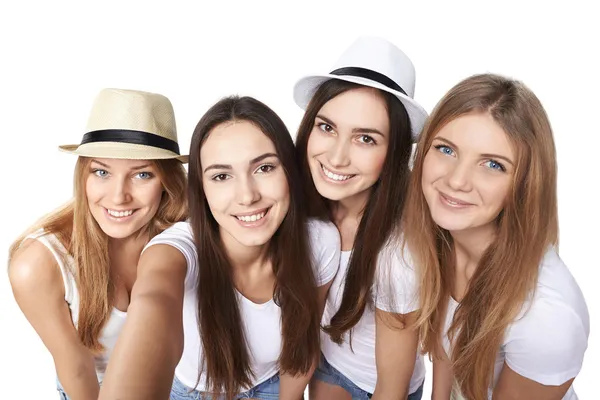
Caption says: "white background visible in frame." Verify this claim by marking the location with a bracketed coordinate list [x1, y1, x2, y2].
[0, 1, 597, 398]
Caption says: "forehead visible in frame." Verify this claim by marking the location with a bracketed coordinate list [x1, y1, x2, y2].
[318, 87, 389, 131]
[435, 112, 514, 156]
[90, 158, 154, 169]
[200, 121, 276, 165]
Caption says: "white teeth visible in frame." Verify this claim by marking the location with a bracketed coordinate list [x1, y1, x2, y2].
[107, 209, 134, 217]
[236, 211, 266, 222]
[321, 165, 352, 181]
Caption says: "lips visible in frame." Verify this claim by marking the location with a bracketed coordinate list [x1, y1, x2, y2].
[319, 162, 355, 182]
[439, 192, 474, 208]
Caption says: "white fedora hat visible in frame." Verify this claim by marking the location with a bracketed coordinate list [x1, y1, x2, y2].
[294, 36, 428, 140]
[59, 88, 188, 163]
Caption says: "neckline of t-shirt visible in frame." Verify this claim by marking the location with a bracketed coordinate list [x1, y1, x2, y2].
[111, 307, 128, 317]
[235, 290, 275, 309]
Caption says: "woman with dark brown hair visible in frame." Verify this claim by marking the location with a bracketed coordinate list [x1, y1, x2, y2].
[404, 73, 589, 399]
[99, 95, 340, 400]
[294, 36, 428, 400]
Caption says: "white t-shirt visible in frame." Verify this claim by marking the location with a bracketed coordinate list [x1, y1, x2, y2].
[143, 219, 341, 391]
[443, 248, 589, 400]
[25, 231, 127, 383]
[321, 241, 425, 395]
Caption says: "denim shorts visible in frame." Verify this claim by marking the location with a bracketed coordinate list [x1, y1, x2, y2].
[312, 355, 424, 400]
[170, 373, 280, 400]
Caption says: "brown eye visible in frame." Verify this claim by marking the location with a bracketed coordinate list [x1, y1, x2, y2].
[318, 123, 334, 133]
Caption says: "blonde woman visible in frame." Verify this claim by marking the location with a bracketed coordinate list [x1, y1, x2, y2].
[8, 88, 188, 399]
[404, 74, 589, 399]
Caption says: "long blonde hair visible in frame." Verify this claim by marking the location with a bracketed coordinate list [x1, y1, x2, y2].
[404, 74, 558, 399]
[9, 156, 188, 352]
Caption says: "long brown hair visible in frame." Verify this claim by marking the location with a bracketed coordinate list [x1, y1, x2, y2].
[188, 95, 320, 398]
[404, 73, 558, 399]
[295, 79, 413, 343]
[9, 157, 188, 352]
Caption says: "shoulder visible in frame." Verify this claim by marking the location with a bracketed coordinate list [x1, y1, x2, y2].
[151, 221, 194, 242]
[9, 237, 64, 299]
[503, 249, 589, 382]
[307, 218, 341, 286]
[514, 248, 589, 335]
[377, 235, 417, 281]
[307, 218, 340, 245]
[145, 221, 195, 255]
[143, 221, 197, 285]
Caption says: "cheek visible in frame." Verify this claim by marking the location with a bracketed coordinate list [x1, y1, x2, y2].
[357, 147, 387, 176]
[202, 182, 228, 214]
[482, 178, 511, 211]
[265, 174, 290, 207]
[85, 178, 101, 203]
[306, 131, 327, 158]
[421, 152, 448, 186]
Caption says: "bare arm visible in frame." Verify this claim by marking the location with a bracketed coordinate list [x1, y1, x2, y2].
[371, 309, 419, 400]
[280, 281, 333, 400]
[9, 239, 99, 399]
[492, 362, 574, 400]
[98, 244, 187, 400]
[431, 353, 453, 400]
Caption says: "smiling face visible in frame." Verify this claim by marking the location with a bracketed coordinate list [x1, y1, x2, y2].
[85, 158, 164, 240]
[200, 120, 290, 248]
[421, 112, 516, 234]
[305, 87, 390, 205]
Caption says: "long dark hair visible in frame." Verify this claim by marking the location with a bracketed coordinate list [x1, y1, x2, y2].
[295, 80, 412, 343]
[188, 95, 320, 397]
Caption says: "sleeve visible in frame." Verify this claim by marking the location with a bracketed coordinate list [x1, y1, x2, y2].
[373, 242, 419, 314]
[503, 299, 589, 385]
[307, 220, 341, 287]
[142, 221, 198, 288]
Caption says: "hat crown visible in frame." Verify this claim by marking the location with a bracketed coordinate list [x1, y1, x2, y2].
[330, 36, 416, 98]
[85, 88, 178, 141]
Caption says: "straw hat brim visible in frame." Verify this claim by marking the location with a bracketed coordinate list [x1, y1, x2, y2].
[293, 74, 428, 141]
[58, 142, 189, 163]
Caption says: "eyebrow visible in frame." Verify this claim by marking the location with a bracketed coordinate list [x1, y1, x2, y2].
[203, 152, 279, 173]
[316, 114, 385, 137]
[90, 159, 152, 171]
[433, 137, 515, 166]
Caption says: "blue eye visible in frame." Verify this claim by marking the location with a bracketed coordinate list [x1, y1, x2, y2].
[92, 169, 108, 178]
[484, 160, 506, 172]
[434, 144, 454, 156]
[136, 171, 154, 180]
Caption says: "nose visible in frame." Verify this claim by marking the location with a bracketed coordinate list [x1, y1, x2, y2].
[236, 176, 261, 206]
[327, 137, 351, 168]
[446, 161, 473, 192]
[110, 177, 132, 205]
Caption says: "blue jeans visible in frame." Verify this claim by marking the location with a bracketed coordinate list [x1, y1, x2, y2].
[312, 355, 424, 400]
[170, 373, 280, 400]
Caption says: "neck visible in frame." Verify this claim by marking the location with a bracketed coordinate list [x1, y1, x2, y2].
[108, 230, 149, 271]
[331, 188, 371, 223]
[220, 229, 269, 270]
[450, 223, 496, 279]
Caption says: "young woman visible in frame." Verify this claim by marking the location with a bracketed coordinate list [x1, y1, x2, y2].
[294, 36, 428, 399]
[8, 88, 188, 399]
[404, 73, 589, 400]
[98, 95, 340, 400]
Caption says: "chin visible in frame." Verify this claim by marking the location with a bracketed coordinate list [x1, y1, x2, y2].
[234, 232, 273, 247]
[429, 209, 471, 232]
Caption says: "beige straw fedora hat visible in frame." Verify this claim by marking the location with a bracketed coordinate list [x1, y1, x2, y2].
[294, 36, 428, 141]
[59, 88, 188, 163]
